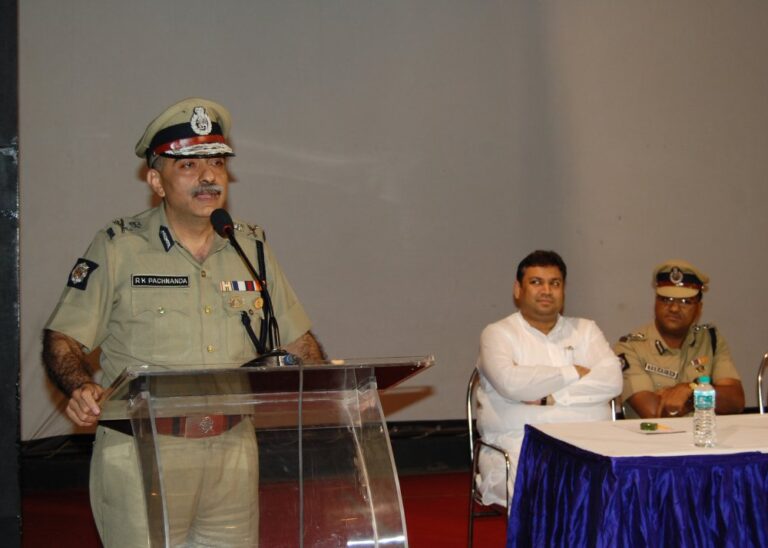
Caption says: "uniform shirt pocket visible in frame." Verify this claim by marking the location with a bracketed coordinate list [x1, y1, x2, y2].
[130, 289, 192, 362]
[220, 292, 261, 362]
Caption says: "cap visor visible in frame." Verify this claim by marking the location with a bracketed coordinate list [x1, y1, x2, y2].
[656, 286, 699, 298]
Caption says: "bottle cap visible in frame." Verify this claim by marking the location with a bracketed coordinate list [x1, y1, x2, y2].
[699, 375, 711, 383]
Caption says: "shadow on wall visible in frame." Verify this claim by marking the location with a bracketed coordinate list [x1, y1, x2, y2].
[380, 386, 434, 415]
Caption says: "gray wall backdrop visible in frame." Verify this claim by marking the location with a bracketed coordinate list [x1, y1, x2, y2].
[20, 1, 768, 440]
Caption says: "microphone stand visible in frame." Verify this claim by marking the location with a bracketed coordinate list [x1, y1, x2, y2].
[211, 210, 301, 367]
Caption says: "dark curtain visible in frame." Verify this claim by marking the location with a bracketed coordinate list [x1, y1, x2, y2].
[0, 0, 21, 545]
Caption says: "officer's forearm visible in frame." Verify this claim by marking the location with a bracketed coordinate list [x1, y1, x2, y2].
[42, 329, 93, 396]
[284, 330, 327, 363]
[713, 381, 745, 414]
[655, 383, 694, 417]
[627, 391, 662, 418]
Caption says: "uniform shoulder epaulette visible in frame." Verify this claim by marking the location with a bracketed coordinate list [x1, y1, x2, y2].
[104, 216, 146, 240]
[234, 222, 265, 241]
[692, 323, 715, 333]
[619, 332, 646, 343]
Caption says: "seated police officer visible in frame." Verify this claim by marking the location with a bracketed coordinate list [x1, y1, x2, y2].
[615, 260, 745, 419]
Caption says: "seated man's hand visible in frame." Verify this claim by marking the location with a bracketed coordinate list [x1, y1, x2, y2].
[655, 383, 692, 417]
[66, 382, 104, 427]
[574, 365, 591, 378]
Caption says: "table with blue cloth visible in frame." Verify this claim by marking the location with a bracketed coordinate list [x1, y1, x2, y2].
[507, 414, 768, 547]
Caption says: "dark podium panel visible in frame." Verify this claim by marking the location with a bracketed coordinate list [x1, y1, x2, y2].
[100, 356, 433, 547]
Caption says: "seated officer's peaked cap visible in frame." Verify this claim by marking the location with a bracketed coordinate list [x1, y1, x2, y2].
[135, 98, 235, 165]
[653, 259, 709, 299]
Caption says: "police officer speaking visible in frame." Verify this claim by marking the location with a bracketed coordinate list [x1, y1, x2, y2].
[42, 98, 325, 547]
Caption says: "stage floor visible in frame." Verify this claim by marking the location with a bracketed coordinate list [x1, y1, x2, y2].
[22, 471, 506, 547]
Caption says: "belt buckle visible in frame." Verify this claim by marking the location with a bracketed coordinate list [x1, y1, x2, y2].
[184, 414, 222, 438]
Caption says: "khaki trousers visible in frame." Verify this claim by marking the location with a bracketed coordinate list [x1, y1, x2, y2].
[90, 421, 259, 547]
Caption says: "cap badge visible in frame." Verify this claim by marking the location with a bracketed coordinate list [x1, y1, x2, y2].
[669, 267, 684, 286]
[190, 107, 213, 136]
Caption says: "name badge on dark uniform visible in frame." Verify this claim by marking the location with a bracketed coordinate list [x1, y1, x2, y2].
[644, 363, 678, 379]
[132, 275, 189, 288]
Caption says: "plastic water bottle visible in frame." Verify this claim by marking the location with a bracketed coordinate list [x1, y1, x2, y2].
[693, 376, 716, 447]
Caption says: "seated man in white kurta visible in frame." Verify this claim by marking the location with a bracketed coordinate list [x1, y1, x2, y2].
[475, 250, 622, 506]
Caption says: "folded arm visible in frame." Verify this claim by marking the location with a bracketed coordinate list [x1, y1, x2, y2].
[478, 322, 620, 403]
[551, 327, 623, 406]
[629, 377, 745, 419]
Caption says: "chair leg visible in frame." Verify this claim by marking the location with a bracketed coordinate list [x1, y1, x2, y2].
[467, 444, 481, 547]
[467, 483, 475, 547]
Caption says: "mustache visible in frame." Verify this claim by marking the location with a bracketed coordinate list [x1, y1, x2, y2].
[192, 183, 224, 197]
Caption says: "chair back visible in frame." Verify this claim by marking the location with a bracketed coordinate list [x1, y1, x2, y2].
[466, 368, 480, 460]
[758, 353, 768, 415]
[466, 366, 510, 547]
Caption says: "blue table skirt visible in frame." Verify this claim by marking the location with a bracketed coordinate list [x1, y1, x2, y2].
[507, 424, 768, 547]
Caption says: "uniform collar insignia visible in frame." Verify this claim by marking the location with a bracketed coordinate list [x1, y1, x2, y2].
[159, 226, 175, 252]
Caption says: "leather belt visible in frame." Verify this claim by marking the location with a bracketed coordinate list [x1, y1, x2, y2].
[102, 414, 242, 438]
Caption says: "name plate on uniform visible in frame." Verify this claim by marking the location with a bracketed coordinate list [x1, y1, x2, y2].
[132, 275, 190, 288]
[644, 363, 678, 379]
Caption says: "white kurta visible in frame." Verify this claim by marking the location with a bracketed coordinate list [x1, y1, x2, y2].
[475, 312, 622, 506]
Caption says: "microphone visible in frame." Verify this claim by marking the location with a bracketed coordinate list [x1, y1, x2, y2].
[211, 208, 235, 239]
[210, 208, 299, 367]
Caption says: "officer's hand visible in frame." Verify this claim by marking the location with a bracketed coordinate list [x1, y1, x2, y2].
[656, 383, 692, 417]
[66, 382, 104, 427]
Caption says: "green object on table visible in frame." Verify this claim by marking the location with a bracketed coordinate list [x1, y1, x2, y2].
[640, 422, 658, 431]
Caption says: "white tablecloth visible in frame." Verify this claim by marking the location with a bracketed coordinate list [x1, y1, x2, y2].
[531, 413, 768, 457]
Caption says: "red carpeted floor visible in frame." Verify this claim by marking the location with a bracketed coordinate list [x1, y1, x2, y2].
[400, 472, 507, 547]
[22, 471, 506, 547]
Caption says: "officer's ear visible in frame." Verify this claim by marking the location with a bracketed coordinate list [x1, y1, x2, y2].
[146, 168, 166, 198]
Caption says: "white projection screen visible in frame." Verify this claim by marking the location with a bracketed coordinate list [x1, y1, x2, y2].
[20, 1, 768, 440]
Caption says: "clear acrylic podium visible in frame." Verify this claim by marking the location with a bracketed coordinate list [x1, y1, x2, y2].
[99, 356, 433, 547]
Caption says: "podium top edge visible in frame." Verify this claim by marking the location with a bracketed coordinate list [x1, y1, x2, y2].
[115, 354, 435, 381]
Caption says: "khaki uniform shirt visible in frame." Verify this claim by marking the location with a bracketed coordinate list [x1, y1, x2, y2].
[614, 322, 740, 418]
[46, 205, 312, 387]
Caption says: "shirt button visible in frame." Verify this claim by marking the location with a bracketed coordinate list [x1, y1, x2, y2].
[204, 305, 212, 315]
[157, 307, 165, 315]
[206, 345, 215, 353]
[201, 270, 207, 278]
